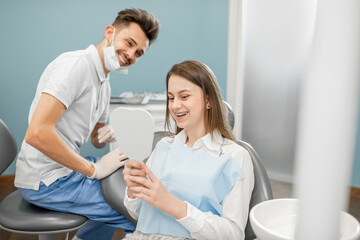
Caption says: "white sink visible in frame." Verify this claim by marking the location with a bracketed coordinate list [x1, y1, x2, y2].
[249, 198, 360, 240]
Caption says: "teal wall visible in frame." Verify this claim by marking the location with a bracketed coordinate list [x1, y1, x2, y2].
[0, 0, 229, 175]
[1, 1, 359, 189]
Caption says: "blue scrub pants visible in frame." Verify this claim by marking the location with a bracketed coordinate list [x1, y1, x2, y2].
[18, 156, 134, 240]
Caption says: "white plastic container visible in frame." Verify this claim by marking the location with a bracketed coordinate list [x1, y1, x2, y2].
[250, 198, 360, 240]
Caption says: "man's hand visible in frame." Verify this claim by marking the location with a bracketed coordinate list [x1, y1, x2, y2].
[98, 125, 116, 144]
[88, 148, 128, 179]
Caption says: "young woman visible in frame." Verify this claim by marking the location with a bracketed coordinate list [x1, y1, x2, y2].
[123, 60, 254, 240]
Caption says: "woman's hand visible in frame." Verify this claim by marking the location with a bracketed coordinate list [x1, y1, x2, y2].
[129, 163, 187, 219]
[123, 160, 147, 198]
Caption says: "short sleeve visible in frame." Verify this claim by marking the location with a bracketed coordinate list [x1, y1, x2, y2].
[42, 55, 89, 108]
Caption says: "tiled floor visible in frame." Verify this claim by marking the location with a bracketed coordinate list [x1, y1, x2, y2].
[270, 179, 294, 198]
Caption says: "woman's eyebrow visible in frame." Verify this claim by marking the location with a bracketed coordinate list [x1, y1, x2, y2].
[168, 89, 191, 96]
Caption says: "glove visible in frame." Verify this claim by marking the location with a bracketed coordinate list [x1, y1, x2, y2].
[88, 148, 128, 179]
[98, 125, 116, 144]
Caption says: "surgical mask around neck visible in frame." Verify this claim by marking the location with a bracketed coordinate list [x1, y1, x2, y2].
[103, 29, 128, 74]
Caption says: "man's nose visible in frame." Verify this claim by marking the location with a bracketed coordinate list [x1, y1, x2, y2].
[126, 49, 137, 64]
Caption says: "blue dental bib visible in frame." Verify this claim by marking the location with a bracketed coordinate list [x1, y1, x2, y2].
[136, 138, 244, 238]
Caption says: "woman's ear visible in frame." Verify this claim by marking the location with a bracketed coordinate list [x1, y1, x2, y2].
[206, 96, 211, 109]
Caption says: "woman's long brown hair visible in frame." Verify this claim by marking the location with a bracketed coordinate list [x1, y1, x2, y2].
[165, 60, 235, 141]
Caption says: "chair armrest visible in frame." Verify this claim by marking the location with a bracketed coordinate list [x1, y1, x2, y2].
[100, 167, 137, 227]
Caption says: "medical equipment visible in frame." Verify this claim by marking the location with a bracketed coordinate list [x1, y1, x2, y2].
[110, 92, 167, 105]
[109, 107, 155, 161]
[103, 28, 128, 74]
[250, 198, 360, 240]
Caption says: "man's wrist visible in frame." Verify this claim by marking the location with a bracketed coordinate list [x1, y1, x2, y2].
[85, 162, 96, 178]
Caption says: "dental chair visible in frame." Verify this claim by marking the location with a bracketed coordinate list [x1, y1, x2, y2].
[100, 102, 273, 239]
[0, 119, 88, 240]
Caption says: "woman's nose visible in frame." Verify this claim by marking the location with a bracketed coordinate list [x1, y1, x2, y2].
[173, 98, 182, 108]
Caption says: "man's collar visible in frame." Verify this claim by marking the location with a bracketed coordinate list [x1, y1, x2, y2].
[87, 44, 109, 83]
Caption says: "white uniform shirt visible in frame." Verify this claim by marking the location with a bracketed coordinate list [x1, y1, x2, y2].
[124, 129, 255, 240]
[15, 45, 110, 190]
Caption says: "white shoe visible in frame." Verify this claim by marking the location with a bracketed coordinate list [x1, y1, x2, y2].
[72, 236, 82, 240]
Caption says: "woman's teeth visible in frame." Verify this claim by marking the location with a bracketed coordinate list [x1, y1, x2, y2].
[175, 112, 187, 117]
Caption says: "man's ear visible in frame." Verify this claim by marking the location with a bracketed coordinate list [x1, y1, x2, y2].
[104, 25, 115, 43]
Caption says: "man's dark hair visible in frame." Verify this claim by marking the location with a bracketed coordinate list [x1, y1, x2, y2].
[113, 8, 160, 45]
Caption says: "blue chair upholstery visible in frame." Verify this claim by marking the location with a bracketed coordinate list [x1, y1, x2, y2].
[0, 119, 88, 240]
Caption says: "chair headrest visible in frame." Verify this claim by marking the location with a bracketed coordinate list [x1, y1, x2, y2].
[0, 119, 17, 174]
[223, 101, 235, 130]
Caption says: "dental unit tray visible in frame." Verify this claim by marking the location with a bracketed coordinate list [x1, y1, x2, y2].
[111, 92, 166, 105]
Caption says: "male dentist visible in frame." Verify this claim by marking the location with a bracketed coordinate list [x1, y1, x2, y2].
[14, 8, 160, 240]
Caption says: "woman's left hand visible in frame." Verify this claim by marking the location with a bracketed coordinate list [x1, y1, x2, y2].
[130, 163, 187, 219]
